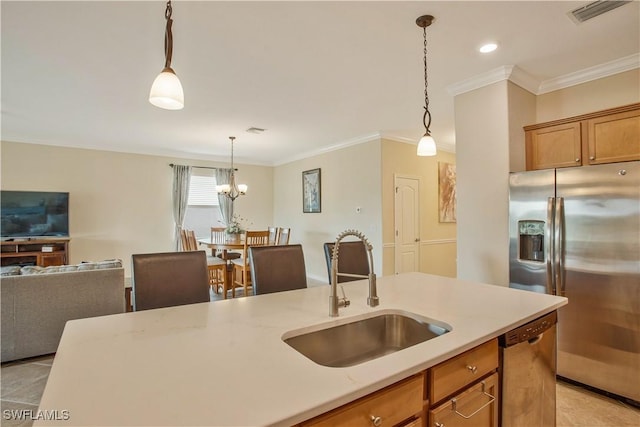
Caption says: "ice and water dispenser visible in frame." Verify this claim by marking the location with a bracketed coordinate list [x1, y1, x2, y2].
[518, 220, 545, 262]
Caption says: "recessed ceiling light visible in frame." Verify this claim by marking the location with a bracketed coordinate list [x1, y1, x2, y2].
[479, 43, 498, 53]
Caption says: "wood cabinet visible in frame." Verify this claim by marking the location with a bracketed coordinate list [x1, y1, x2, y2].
[525, 103, 640, 170]
[429, 373, 499, 427]
[428, 339, 499, 427]
[300, 339, 500, 427]
[300, 373, 425, 427]
[0, 238, 70, 267]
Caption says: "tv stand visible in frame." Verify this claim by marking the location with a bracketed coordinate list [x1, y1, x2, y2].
[1, 238, 70, 267]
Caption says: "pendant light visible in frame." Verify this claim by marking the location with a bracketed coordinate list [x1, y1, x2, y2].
[416, 15, 436, 156]
[216, 137, 248, 201]
[149, 1, 184, 110]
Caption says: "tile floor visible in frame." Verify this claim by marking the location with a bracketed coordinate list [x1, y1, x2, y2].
[2, 352, 638, 427]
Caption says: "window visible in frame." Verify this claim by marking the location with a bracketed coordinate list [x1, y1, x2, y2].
[183, 170, 223, 239]
[187, 175, 219, 206]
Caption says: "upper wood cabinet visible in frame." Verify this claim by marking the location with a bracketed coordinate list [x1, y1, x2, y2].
[525, 103, 640, 170]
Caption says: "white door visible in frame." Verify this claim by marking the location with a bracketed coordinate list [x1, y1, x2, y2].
[394, 175, 420, 274]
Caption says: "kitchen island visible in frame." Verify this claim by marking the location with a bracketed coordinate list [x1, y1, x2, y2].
[36, 272, 566, 426]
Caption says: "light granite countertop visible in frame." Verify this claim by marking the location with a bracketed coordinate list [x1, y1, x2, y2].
[36, 272, 567, 426]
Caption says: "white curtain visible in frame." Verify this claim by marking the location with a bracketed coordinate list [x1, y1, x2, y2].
[215, 168, 233, 227]
[172, 164, 192, 250]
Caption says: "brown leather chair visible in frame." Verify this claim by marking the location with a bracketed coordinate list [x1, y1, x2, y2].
[323, 241, 369, 284]
[249, 244, 307, 295]
[131, 251, 211, 311]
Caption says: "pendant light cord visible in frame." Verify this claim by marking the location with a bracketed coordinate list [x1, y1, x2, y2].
[422, 26, 432, 136]
[163, 1, 174, 70]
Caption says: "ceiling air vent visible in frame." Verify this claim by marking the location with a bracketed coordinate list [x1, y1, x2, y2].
[569, 0, 631, 23]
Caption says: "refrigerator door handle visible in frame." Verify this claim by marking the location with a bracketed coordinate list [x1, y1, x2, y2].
[546, 197, 556, 295]
[555, 197, 565, 296]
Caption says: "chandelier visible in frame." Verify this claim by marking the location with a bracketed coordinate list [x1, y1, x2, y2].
[216, 137, 247, 201]
[149, 0, 184, 110]
[416, 15, 437, 156]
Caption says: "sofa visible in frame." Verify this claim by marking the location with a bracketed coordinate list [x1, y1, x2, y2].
[1, 261, 125, 362]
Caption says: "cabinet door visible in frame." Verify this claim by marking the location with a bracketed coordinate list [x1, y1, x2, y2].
[302, 373, 424, 427]
[526, 122, 582, 170]
[40, 252, 66, 267]
[586, 109, 640, 164]
[429, 373, 499, 427]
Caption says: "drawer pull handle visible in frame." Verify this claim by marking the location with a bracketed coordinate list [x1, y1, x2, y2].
[435, 423, 445, 427]
[451, 381, 495, 419]
[466, 365, 477, 374]
[370, 415, 382, 427]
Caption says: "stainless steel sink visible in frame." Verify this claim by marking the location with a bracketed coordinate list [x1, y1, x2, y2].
[282, 310, 451, 367]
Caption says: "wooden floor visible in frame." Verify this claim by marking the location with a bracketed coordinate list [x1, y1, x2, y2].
[2, 351, 638, 427]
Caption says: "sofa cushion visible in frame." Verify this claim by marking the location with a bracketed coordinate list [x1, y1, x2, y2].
[20, 266, 46, 275]
[12, 260, 122, 275]
[0, 266, 22, 276]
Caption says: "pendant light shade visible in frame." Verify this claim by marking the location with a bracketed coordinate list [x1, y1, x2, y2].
[149, 1, 184, 110]
[417, 134, 437, 156]
[416, 15, 436, 157]
[149, 67, 184, 110]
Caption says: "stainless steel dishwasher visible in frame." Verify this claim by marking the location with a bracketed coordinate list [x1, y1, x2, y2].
[500, 310, 557, 427]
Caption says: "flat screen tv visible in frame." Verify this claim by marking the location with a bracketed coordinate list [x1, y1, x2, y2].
[1, 191, 69, 239]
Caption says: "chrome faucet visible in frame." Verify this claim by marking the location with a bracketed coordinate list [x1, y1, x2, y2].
[329, 229, 379, 317]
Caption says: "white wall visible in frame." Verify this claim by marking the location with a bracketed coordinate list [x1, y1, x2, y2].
[273, 140, 382, 283]
[0, 141, 274, 277]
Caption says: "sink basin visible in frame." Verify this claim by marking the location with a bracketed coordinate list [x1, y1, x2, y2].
[282, 310, 451, 367]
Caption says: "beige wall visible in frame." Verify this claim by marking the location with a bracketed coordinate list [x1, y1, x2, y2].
[273, 141, 382, 284]
[536, 69, 640, 122]
[0, 141, 273, 277]
[380, 139, 457, 278]
[508, 83, 537, 172]
[455, 81, 511, 286]
[453, 70, 638, 287]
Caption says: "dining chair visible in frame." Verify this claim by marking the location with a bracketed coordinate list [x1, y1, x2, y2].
[249, 244, 307, 295]
[181, 229, 226, 295]
[268, 226, 278, 245]
[323, 241, 370, 284]
[211, 227, 241, 260]
[231, 230, 270, 297]
[131, 251, 211, 311]
[276, 227, 291, 245]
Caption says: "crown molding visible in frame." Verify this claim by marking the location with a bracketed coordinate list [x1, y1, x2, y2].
[538, 53, 640, 94]
[446, 65, 516, 96]
[447, 54, 640, 96]
[275, 132, 382, 166]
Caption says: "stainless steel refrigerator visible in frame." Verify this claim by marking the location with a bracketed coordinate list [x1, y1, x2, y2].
[509, 161, 640, 404]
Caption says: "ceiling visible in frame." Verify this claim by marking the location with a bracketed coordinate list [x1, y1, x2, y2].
[2, 1, 639, 166]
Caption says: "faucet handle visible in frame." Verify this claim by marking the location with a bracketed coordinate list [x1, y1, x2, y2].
[339, 285, 350, 308]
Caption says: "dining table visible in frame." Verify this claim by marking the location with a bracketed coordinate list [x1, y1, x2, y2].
[198, 236, 244, 298]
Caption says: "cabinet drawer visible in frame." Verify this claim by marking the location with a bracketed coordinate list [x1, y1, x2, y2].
[429, 372, 499, 427]
[429, 339, 498, 404]
[302, 373, 424, 427]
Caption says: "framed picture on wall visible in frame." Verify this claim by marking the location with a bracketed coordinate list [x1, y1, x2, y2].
[302, 168, 321, 213]
[438, 162, 457, 222]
